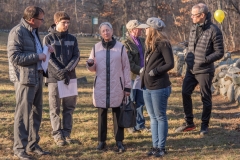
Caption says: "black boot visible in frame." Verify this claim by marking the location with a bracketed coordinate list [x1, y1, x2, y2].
[96, 141, 106, 150]
[116, 141, 125, 153]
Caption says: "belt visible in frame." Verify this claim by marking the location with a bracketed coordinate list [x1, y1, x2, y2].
[38, 70, 43, 74]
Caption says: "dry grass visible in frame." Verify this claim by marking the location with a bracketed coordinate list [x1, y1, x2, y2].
[0, 32, 240, 160]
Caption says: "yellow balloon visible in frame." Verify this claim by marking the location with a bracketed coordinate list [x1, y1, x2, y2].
[214, 10, 225, 23]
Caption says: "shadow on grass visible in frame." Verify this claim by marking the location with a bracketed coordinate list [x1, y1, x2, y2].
[0, 89, 15, 95]
[168, 128, 240, 151]
[0, 78, 12, 84]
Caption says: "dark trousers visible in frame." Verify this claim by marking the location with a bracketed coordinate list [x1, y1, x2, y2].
[13, 72, 43, 154]
[98, 107, 124, 142]
[182, 71, 214, 127]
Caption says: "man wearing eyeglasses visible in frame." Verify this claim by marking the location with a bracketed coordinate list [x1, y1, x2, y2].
[7, 6, 52, 160]
[175, 3, 224, 135]
[43, 11, 80, 147]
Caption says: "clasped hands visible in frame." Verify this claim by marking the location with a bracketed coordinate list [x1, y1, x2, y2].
[56, 68, 70, 85]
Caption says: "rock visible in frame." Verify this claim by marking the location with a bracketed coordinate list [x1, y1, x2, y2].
[78, 76, 88, 84]
[227, 83, 235, 102]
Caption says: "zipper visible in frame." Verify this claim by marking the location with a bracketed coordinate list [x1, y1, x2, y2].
[106, 48, 110, 108]
[94, 76, 97, 87]
[120, 77, 123, 90]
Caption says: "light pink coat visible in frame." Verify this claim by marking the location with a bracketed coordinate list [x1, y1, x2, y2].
[87, 41, 131, 108]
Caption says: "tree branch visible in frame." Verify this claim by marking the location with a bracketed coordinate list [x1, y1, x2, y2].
[229, 0, 240, 15]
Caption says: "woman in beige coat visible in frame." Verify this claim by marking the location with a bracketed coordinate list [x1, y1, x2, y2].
[86, 22, 131, 152]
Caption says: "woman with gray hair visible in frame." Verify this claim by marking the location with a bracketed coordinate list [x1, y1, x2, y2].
[86, 22, 131, 152]
[141, 17, 174, 157]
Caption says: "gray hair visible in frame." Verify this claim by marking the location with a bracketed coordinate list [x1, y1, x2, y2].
[192, 3, 208, 14]
[98, 22, 113, 30]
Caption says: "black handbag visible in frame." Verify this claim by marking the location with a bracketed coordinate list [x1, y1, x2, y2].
[118, 96, 136, 128]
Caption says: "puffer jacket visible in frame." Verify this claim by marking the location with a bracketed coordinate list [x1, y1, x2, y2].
[87, 38, 131, 108]
[185, 12, 224, 74]
[43, 24, 80, 83]
[121, 35, 145, 80]
[8, 18, 42, 85]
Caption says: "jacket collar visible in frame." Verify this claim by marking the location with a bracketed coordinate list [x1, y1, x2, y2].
[126, 35, 145, 53]
[204, 12, 212, 28]
[20, 18, 36, 32]
[102, 37, 116, 49]
[48, 24, 68, 38]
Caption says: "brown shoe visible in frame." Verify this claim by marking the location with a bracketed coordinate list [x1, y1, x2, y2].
[127, 127, 140, 133]
[27, 146, 51, 155]
[65, 136, 74, 144]
[54, 137, 66, 146]
[14, 152, 33, 160]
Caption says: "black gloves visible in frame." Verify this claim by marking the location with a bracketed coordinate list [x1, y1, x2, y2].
[64, 74, 70, 85]
[56, 69, 70, 85]
[56, 69, 68, 80]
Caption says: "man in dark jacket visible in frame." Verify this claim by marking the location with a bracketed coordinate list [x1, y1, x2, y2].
[122, 20, 149, 133]
[7, 6, 52, 159]
[43, 11, 80, 146]
[175, 3, 224, 135]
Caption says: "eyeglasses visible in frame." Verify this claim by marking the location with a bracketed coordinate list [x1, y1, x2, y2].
[34, 17, 45, 22]
[191, 13, 202, 17]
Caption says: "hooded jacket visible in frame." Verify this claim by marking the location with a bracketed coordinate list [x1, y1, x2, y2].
[185, 12, 224, 74]
[43, 24, 80, 83]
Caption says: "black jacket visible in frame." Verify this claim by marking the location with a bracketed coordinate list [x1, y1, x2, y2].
[186, 12, 224, 74]
[43, 24, 80, 83]
[121, 36, 145, 80]
[141, 41, 174, 90]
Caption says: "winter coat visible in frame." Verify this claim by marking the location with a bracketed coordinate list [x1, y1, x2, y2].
[43, 24, 80, 83]
[185, 12, 224, 74]
[121, 36, 145, 80]
[87, 38, 131, 108]
[8, 18, 43, 86]
[141, 40, 174, 90]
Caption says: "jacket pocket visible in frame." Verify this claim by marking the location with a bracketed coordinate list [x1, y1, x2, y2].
[119, 77, 123, 90]
[19, 67, 36, 86]
[94, 76, 97, 87]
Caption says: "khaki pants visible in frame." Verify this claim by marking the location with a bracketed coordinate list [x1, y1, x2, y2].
[48, 83, 77, 140]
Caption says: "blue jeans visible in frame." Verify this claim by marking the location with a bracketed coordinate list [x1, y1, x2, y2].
[131, 80, 145, 130]
[143, 86, 171, 149]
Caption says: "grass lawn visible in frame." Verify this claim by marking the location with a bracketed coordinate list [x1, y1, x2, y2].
[0, 32, 240, 160]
